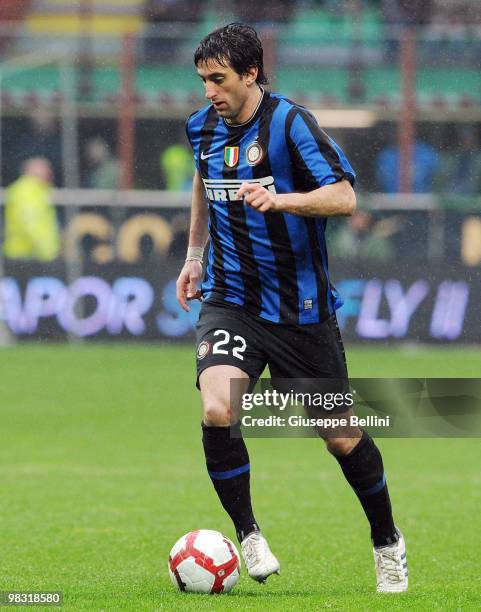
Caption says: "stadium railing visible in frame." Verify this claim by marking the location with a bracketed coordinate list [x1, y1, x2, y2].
[0, 188, 479, 264]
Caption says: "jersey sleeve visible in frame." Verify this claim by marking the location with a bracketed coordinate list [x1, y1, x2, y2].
[185, 112, 200, 171]
[287, 108, 356, 190]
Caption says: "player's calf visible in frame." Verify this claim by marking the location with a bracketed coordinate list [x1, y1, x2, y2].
[331, 430, 398, 548]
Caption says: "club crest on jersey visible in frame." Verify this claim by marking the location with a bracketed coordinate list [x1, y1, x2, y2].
[246, 141, 264, 166]
[197, 340, 211, 360]
[224, 146, 240, 167]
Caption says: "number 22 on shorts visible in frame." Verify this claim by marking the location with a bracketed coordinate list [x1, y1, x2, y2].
[212, 329, 247, 360]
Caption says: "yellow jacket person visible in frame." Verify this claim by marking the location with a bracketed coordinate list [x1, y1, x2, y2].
[4, 157, 60, 261]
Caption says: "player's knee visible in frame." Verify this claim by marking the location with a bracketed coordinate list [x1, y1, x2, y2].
[325, 436, 360, 457]
[203, 402, 232, 427]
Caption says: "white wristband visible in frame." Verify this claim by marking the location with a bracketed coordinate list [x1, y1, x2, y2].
[186, 246, 204, 263]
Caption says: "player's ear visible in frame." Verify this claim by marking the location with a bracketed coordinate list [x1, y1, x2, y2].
[245, 66, 258, 86]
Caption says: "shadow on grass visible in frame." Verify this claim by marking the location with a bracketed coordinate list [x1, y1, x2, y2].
[160, 585, 372, 599]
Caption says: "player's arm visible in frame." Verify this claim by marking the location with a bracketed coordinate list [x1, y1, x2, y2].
[238, 107, 357, 217]
[237, 179, 356, 217]
[277, 179, 356, 216]
[176, 169, 209, 312]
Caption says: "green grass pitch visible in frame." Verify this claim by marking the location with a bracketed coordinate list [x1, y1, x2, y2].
[1, 344, 480, 611]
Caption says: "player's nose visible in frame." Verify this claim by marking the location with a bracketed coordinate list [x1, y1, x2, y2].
[205, 85, 217, 100]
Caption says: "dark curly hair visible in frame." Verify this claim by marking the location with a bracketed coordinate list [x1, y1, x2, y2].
[194, 23, 268, 85]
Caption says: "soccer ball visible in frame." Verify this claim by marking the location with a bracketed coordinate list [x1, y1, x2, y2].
[168, 529, 241, 594]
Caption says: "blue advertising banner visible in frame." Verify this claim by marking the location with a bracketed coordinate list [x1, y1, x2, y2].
[1, 259, 479, 343]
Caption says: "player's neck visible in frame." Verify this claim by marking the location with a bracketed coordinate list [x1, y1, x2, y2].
[226, 86, 264, 127]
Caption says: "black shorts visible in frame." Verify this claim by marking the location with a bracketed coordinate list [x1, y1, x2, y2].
[195, 301, 350, 412]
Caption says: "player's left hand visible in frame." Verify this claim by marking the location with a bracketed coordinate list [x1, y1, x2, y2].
[237, 182, 279, 213]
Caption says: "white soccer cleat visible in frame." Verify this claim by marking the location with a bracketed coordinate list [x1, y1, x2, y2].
[241, 531, 280, 583]
[373, 528, 408, 593]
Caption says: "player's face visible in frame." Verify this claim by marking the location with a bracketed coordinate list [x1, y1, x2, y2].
[196, 59, 257, 123]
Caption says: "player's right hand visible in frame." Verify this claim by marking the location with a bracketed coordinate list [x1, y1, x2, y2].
[176, 260, 203, 312]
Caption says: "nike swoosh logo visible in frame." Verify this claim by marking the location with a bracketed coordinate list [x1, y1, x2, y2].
[200, 150, 215, 160]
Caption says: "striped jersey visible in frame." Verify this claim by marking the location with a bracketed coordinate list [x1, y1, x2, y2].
[186, 90, 356, 325]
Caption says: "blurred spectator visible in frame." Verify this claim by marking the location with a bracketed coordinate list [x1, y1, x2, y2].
[144, 0, 205, 62]
[433, 127, 481, 196]
[160, 141, 194, 191]
[330, 210, 397, 262]
[10, 107, 63, 186]
[3, 157, 60, 261]
[83, 138, 120, 189]
[375, 139, 439, 193]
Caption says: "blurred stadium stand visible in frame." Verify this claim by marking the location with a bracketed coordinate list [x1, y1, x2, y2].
[6, 0, 144, 59]
[24, 0, 143, 35]
[0, 0, 480, 191]
[0, 0, 32, 56]
[0, 1, 480, 345]
[0, 0, 479, 110]
[0, 0, 30, 27]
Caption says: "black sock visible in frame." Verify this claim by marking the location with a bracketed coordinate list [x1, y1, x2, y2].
[202, 422, 259, 542]
[334, 431, 397, 547]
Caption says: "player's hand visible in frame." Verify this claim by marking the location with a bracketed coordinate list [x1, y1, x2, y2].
[237, 182, 279, 213]
[176, 260, 203, 312]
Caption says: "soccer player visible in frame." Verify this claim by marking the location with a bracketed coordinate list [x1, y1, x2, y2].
[176, 23, 408, 593]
